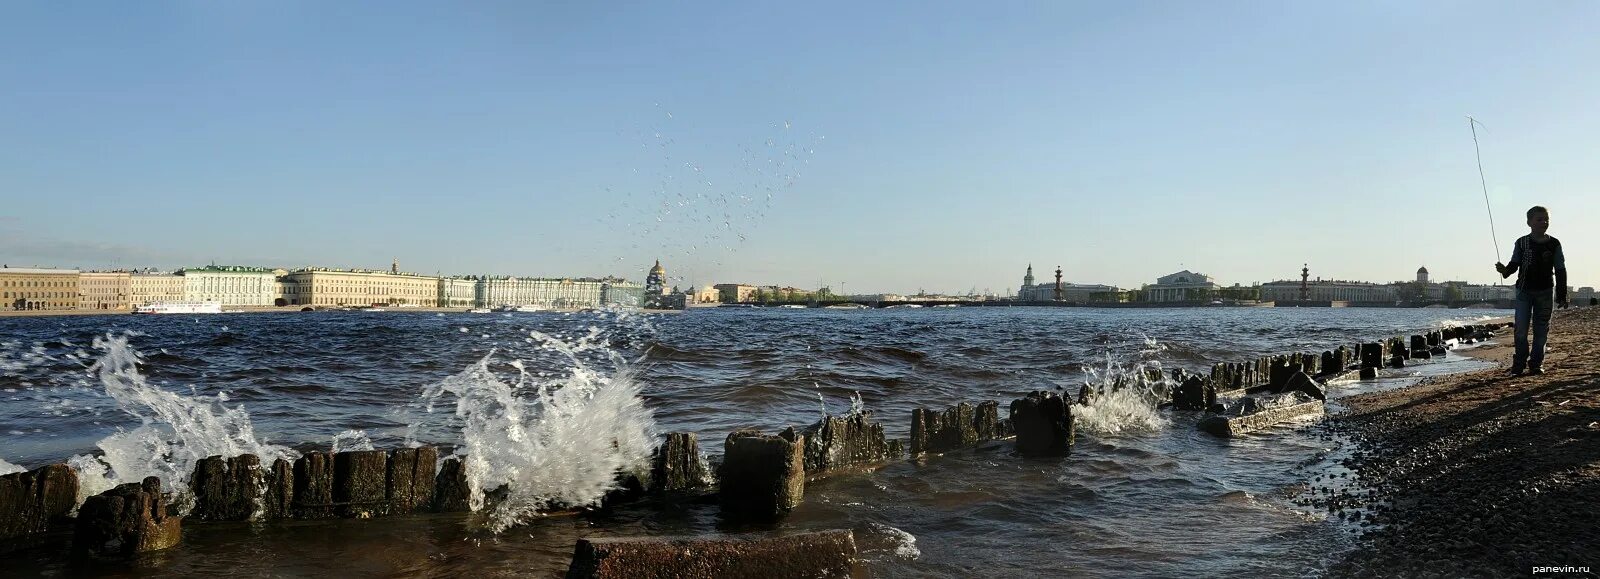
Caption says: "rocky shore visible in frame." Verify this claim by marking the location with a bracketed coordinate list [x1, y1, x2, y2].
[1326, 307, 1600, 578]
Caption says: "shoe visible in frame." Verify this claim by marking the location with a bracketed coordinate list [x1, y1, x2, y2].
[1528, 368, 1545, 376]
[1506, 367, 1525, 377]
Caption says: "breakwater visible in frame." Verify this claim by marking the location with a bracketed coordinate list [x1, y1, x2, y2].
[1, 317, 1510, 575]
[0, 307, 1512, 576]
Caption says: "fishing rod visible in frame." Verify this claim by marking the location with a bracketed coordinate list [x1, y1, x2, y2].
[1467, 116, 1501, 263]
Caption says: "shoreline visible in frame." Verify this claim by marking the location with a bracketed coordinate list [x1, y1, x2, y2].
[1324, 307, 1599, 577]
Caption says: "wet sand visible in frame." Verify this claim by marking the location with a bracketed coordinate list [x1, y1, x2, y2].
[1327, 307, 1600, 577]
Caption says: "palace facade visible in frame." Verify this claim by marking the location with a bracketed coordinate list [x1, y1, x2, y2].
[0, 267, 80, 310]
[80, 271, 131, 310]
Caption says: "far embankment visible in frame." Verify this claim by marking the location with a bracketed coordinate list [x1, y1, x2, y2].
[0, 305, 685, 318]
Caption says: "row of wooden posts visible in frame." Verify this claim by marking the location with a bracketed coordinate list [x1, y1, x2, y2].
[1, 322, 1506, 562]
[1169, 323, 1505, 412]
[0, 390, 1075, 559]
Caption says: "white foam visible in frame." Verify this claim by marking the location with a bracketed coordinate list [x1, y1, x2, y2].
[70, 333, 299, 509]
[416, 325, 656, 532]
[1073, 353, 1170, 435]
[331, 429, 375, 453]
[865, 522, 921, 560]
[0, 457, 24, 476]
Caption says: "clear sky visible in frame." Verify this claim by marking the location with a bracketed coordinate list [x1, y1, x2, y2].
[2, 1, 1596, 294]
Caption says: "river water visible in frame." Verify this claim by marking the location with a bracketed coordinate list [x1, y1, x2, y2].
[0, 306, 1505, 577]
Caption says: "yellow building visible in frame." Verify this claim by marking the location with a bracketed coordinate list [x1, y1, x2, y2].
[0, 267, 81, 311]
[130, 273, 186, 306]
[692, 285, 720, 304]
[438, 277, 478, 308]
[80, 271, 131, 310]
[282, 268, 440, 307]
[713, 283, 759, 304]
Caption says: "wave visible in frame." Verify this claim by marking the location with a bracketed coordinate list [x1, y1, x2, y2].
[411, 325, 657, 532]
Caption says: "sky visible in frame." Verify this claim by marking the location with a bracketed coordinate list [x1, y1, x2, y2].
[2, 1, 1597, 295]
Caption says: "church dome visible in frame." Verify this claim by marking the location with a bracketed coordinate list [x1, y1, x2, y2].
[1417, 266, 1428, 274]
[649, 260, 665, 274]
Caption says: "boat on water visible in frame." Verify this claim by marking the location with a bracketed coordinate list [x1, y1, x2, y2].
[133, 302, 223, 315]
[496, 304, 547, 313]
[824, 303, 868, 309]
[778, 304, 807, 309]
[466, 308, 492, 313]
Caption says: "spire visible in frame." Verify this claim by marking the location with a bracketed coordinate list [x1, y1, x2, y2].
[391, 257, 399, 275]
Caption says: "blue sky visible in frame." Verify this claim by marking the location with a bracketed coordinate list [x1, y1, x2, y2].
[2, 1, 1596, 294]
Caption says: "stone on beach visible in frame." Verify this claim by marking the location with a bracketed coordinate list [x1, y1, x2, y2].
[191, 454, 263, 521]
[798, 413, 894, 477]
[1172, 375, 1216, 410]
[1282, 371, 1326, 401]
[0, 463, 78, 545]
[718, 430, 805, 519]
[264, 458, 294, 520]
[973, 400, 1012, 441]
[909, 403, 978, 455]
[565, 529, 858, 579]
[1009, 391, 1074, 456]
[1199, 393, 1324, 437]
[1360, 342, 1384, 369]
[292, 451, 336, 519]
[650, 433, 710, 493]
[334, 450, 389, 518]
[73, 476, 181, 557]
[432, 456, 472, 513]
[386, 447, 438, 515]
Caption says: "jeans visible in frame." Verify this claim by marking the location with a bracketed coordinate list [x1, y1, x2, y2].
[1513, 287, 1554, 370]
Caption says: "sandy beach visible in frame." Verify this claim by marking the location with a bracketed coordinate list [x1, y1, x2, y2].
[1326, 307, 1600, 577]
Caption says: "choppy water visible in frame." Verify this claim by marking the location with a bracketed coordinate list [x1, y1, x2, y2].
[0, 306, 1504, 577]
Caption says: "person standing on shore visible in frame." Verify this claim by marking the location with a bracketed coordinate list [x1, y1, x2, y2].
[1495, 205, 1569, 376]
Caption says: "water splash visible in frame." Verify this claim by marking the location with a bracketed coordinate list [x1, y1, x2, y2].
[68, 333, 299, 507]
[860, 522, 921, 560]
[331, 429, 375, 453]
[0, 457, 23, 476]
[416, 326, 656, 532]
[1073, 353, 1171, 435]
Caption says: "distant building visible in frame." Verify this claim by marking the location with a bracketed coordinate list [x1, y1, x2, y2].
[79, 271, 131, 310]
[1015, 264, 1123, 302]
[0, 267, 80, 311]
[1417, 266, 1429, 285]
[479, 276, 606, 308]
[642, 260, 683, 309]
[438, 277, 477, 308]
[692, 285, 720, 304]
[645, 260, 666, 298]
[1458, 284, 1515, 301]
[601, 279, 645, 307]
[714, 283, 759, 304]
[183, 266, 277, 306]
[130, 272, 185, 306]
[1143, 270, 1217, 302]
[281, 268, 439, 307]
[1262, 279, 1396, 303]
